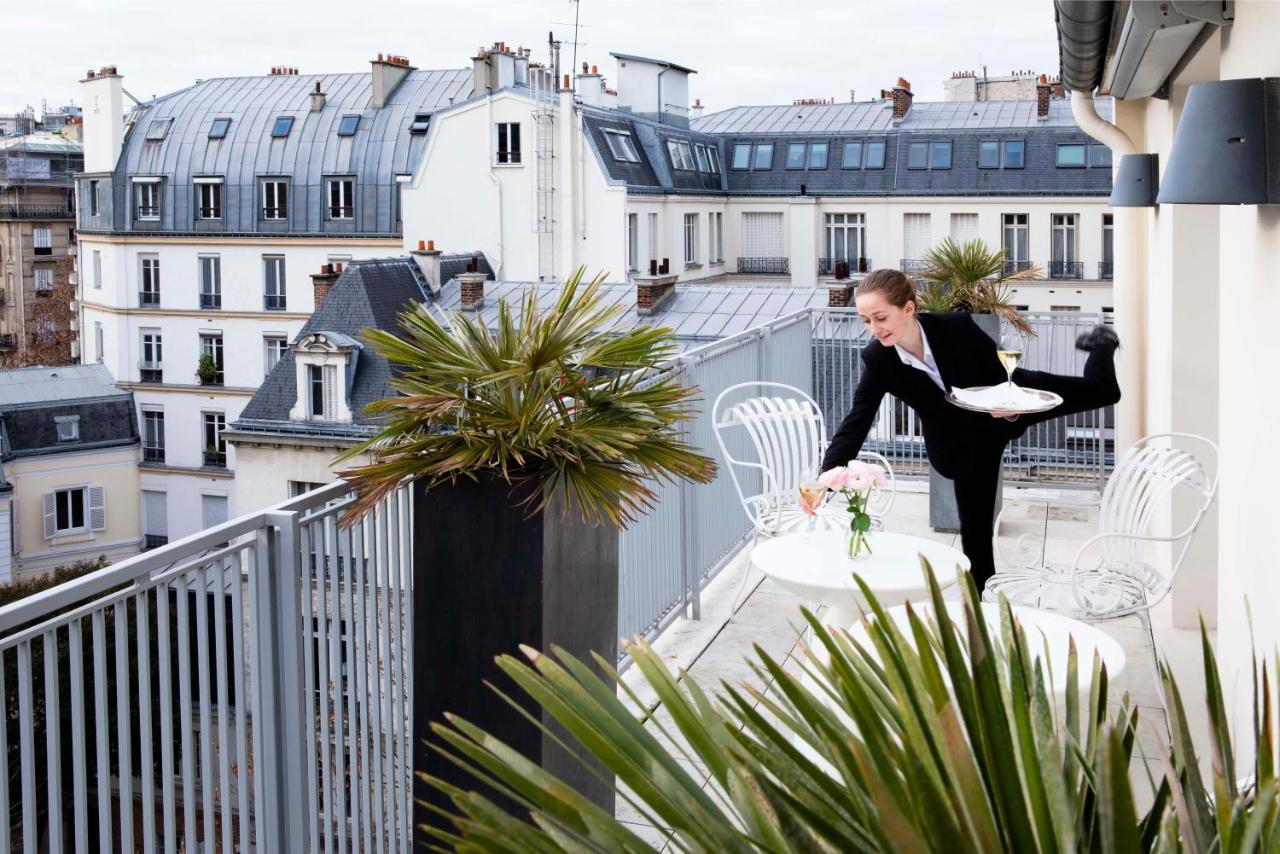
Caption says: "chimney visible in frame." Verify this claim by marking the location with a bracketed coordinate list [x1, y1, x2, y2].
[690, 97, 704, 119]
[80, 65, 125, 173]
[310, 80, 326, 112]
[1035, 74, 1053, 118]
[633, 270, 678, 315]
[514, 47, 530, 85]
[891, 77, 913, 120]
[613, 54, 696, 128]
[1050, 76, 1065, 98]
[371, 53, 415, 108]
[826, 280, 856, 308]
[312, 263, 340, 307]
[410, 239, 444, 294]
[457, 271, 487, 310]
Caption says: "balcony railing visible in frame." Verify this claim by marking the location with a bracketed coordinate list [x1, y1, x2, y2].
[0, 309, 1115, 850]
[203, 449, 227, 467]
[818, 257, 872, 277]
[139, 290, 160, 307]
[1099, 260, 1114, 279]
[0, 205, 74, 219]
[139, 361, 163, 383]
[199, 292, 222, 310]
[1048, 260, 1085, 279]
[1002, 259, 1034, 276]
[142, 445, 165, 462]
[264, 293, 287, 311]
[142, 533, 168, 550]
[899, 258, 930, 273]
[736, 257, 789, 275]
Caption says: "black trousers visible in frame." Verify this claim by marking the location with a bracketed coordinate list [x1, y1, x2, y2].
[954, 346, 1121, 590]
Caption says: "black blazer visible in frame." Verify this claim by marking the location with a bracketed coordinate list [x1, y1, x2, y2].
[822, 312, 1023, 480]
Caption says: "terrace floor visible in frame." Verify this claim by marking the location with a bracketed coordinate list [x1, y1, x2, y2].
[617, 484, 1214, 847]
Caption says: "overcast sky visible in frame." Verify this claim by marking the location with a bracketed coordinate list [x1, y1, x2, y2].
[4, 0, 1060, 117]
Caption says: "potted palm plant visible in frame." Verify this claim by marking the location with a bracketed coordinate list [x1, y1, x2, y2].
[916, 238, 1040, 531]
[339, 268, 716, 827]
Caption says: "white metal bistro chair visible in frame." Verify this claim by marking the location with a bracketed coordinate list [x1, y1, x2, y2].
[984, 431, 1218, 631]
[712, 381, 896, 611]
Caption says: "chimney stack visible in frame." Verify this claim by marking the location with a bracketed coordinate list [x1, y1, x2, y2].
[634, 270, 678, 315]
[312, 263, 340, 307]
[1036, 74, 1053, 118]
[310, 80, 326, 112]
[372, 53, 415, 108]
[457, 270, 488, 310]
[80, 65, 125, 173]
[891, 77, 913, 120]
[410, 239, 444, 294]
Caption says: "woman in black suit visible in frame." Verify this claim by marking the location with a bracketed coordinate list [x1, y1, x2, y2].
[821, 269, 1121, 590]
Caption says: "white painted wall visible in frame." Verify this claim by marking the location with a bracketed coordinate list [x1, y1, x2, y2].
[80, 72, 123, 173]
[230, 442, 369, 515]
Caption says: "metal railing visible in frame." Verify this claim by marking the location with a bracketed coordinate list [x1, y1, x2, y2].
[143, 446, 165, 463]
[1098, 260, 1114, 279]
[899, 259, 930, 273]
[199, 293, 221, 310]
[0, 481, 415, 852]
[203, 450, 227, 468]
[263, 294, 287, 311]
[818, 257, 872, 276]
[0, 205, 74, 219]
[1048, 260, 1085, 279]
[0, 334, 16, 350]
[1002, 259, 1034, 276]
[139, 291, 160, 307]
[736, 257, 789, 275]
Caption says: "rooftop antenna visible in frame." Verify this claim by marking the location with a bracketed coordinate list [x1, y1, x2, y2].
[552, 0, 587, 87]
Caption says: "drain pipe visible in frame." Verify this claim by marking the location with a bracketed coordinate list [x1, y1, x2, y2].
[1071, 90, 1145, 451]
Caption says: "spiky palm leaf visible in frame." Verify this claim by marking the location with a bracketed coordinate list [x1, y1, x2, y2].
[338, 267, 716, 525]
[421, 562, 1168, 852]
[918, 237, 1040, 336]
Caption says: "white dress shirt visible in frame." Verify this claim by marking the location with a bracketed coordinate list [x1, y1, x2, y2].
[894, 326, 946, 391]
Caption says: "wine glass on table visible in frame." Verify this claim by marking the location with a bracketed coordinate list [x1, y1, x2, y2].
[797, 480, 827, 537]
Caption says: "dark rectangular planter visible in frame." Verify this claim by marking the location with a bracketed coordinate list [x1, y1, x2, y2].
[412, 475, 619, 838]
[929, 311, 1003, 532]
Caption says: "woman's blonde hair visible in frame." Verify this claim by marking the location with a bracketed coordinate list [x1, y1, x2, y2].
[856, 268, 917, 308]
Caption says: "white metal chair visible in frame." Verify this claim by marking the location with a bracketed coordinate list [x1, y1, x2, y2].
[984, 432, 1218, 624]
[712, 382, 896, 611]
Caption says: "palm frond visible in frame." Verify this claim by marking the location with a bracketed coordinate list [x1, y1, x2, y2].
[917, 238, 1038, 335]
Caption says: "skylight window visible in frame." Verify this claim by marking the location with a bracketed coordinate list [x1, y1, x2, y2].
[842, 141, 863, 169]
[732, 143, 751, 170]
[930, 140, 952, 169]
[695, 144, 711, 172]
[785, 143, 806, 170]
[979, 140, 1000, 169]
[678, 141, 695, 170]
[1004, 140, 1025, 168]
[604, 130, 640, 162]
[408, 113, 430, 133]
[752, 143, 773, 170]
[907, 142, 928, 169]
[271, 116, 294, 138]
[1056, 143, 1086, 167]
[145, 118, 173, 141]
[864, 140, 886, 169]
[808, 142, 828, 169]
[208, 118, 231, 139]
[337, 115, 360, 136]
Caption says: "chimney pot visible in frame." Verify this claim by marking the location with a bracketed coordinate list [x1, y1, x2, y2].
[427, 239, 435, 251]
[312, 264, 341, 306]
[417, 239, 425, 251]
[591, 64, 598, 74]
[378, 52, 384, 61]
[582, 61, 589, 73]
[563, 73, 570, 89]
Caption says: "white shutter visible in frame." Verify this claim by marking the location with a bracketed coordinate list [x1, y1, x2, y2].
[42, 493, 55, 539]
[143, 491, 167, 537]
[950, 213, 979, 244]
[741, 212, 784, 257]
[202, 495, 229, 530]
[903, 213, 931, 260]
[323, 365, 337, 419]
[89, 487, 106, 531]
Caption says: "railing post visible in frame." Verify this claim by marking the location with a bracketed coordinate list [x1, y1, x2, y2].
[677, 362, 699, 620]
[257, 511, 308, 853]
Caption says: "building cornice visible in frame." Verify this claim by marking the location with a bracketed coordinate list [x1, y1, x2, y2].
[119, 381, 258, 398]
[73, 233, 401, 246]
[81, 301, 311, 322]
[138, 462, 235, 479]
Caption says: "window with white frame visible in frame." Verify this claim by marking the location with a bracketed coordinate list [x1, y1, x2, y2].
[902, 213, 931, 264]
[264, 335, 288, 376]
[140, 330, 162, 382]
[709, 212, 724, 263]
[134, 180, 160, 220]
[200, 333, 224, 385]
[92, 250, 102, 289]
[683, 213, 699, 265]
[496, 123, 521, 164]
[627, 213, 638, 271]
[308, 364, 338, 420]
[1002, 213, 1030, 270]
[202, 412, 227, 466]
[94, 322, 103, 362]
[1101, 214, 1114, 278]
[54, 415, 79, 442]
[647, 213, 658, 263]
[950, 213, 979, 243]
[198, 255, 221, 309]
[707, 146, 720, 174]
[695, 144, 711, 172]
[33, 227, 52, 255]
[139, 255, 160, 305]
[327, 178, 354, 219]
[604, 130, 640, 162]
[1051, 214, 1079, 275]
[261, 178, 288, 220]
[44, 486, 104, 536]
[263, 255, 286, 310]
[195, 178, 223, 219]
[824, 213, 867, 262]
[33, 268, 53, 291]
[142, 409, 165, 462]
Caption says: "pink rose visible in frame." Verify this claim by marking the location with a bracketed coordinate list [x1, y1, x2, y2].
[845, 460, 887, 489]
[818, 466, 849, 490]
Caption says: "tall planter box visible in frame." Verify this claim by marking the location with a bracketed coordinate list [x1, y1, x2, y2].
[929, 311, 1004, 532]
[412, 476, 619, 834]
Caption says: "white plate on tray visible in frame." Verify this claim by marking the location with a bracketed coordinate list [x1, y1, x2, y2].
[947, 383, 1063, 415]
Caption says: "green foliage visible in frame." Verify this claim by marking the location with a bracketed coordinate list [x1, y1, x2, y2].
[421, 563, 1280, 852]
[918, 238, 1040, 336]
[340, 267, 717, 526]
[195, 353, 218, 383]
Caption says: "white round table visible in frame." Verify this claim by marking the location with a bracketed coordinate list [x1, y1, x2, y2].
[750, 529, 970, 627]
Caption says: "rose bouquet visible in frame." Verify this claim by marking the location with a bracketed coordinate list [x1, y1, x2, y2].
[818, 460, 887, 558]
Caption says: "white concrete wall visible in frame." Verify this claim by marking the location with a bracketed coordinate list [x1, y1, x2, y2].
[80, 72, 123, 174]
[230, 442, 369, 515]
[0, 494, 10, 583]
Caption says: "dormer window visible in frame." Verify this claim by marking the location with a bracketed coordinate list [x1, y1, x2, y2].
[290, 331, 361, 423]
[55, 415, 79, 442]
[144, 118, 172, 141]
[337, 115, 360, 136]
[195, 177, 223, 219]
[209, 118, 231, 139]
[604, 130, 640, 162]
[409, 113, 430, 133]
[271, 116, 294, 138]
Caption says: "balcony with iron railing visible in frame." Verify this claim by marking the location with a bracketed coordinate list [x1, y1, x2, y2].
[203, 448, 228, 467]
[264, 293, 287, 311]
[0, 204, 74, 219]
[139, 360, 163, 383]
[0, 307, 1116, 850]
[1098, 260, 1114, 279]
[142, 444, 165, 463]
[1002, 259, 1034, 276]
[139, 290, 160, 307]
[899, 258, 930, 274]
[736, 257, 789, 275]
[1048, 260, 1085, 279]
[199, 292, 221, 310]
[818, 257, 872, 277]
